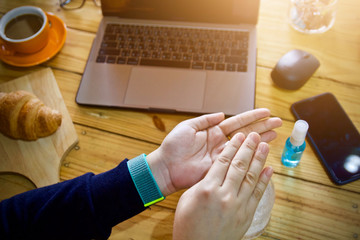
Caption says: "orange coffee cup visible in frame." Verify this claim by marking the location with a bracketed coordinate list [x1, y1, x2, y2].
[0, 6, 50, 55]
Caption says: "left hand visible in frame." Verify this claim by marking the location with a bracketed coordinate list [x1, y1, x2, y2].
[146, 108, 282, 196]
[172, 132, 273, 240]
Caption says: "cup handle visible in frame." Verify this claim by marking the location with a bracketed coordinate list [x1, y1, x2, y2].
[0, 39, 16, 56]
[46, 13, 53, 29]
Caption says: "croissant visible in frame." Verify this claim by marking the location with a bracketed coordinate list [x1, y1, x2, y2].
[0, 90, 62, 141]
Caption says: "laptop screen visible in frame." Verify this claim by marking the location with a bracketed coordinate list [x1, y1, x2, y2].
[101, 0, 260, 25]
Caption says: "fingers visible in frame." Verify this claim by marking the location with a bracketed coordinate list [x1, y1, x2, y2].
[228, 117, 283, 141]
[247, 166, 273, 213]
[218, 108, 271, 136]
[222, 132, 262, 193]
[237, 142, 269, 199]
[186, 112, 225, 131]
[205, 133, 245, 185]
[259, 130, 278, 143]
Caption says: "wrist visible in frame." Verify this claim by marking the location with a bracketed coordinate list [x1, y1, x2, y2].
[127, 154, 165, 207]
[146, 149, 175, 196]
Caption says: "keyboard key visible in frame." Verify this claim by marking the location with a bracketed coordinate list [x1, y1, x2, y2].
[214, 55, 224, 63]
[103, 34, 116, 41]
[188, 47, 197, 53]
[99, 49, 120, 55]
[193, 54, 203, 61]
[204, 55, 214, 62]
[121, 50, 131, 57]
[127, 58, 139, 65]
[107, 56, 116, 64]
[183, 53, 192, 61]
[179, 46, 188, 53]
[162, 52, 171, 60]
[172, 53, 182, 60]
[216, 63, 225, 71]
[138, 43, 145, 50]
[140, 59, 191, 68]
[226, 63, 236, 71]
[101, 41, 117, 48]
[220, 48, 230, 55]
[96, 55, 106, 63]
[231, 49, 247, 56]
[152, 52, 161, 59]
[192, 62, 204, 69]
[158, 45, 168, 51]
[237, 65, 247, 72]
[117, 35, 125, 41]
[225, 56, 247, 64]
[205, 62, 215, 70]
[131, 50, 140, 57]
[117, 57, 126, 64]
[168, 45, 177, 52]
[142, 51, 151, 58]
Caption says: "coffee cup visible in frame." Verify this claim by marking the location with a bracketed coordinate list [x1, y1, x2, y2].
[0, 6, 50, 55]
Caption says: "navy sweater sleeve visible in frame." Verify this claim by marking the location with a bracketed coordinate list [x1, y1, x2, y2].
[0, 159, 146, 240]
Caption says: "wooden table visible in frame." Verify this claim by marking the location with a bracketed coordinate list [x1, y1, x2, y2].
[1, 0, 359, 239]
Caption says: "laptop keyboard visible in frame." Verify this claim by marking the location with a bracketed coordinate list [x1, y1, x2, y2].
[96, 24, 249, 72]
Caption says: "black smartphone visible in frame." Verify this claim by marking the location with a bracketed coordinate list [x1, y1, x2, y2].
[291, 92, 360, 185]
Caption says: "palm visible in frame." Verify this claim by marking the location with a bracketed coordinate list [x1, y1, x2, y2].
[157, 109, 282, 192]
[161, 123, 227, 190]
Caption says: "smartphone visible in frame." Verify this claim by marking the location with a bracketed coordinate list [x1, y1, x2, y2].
[291, 92, 360, 185]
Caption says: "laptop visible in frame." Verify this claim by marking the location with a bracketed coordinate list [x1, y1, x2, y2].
[76, 0, 260, 115]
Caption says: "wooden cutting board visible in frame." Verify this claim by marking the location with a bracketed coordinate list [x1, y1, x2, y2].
[0, 68, 78, 188]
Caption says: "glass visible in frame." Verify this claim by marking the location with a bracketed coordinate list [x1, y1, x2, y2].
[289, 0, 338, 34]
[59, 0, 101, 10]
[243, 180, 276, 239]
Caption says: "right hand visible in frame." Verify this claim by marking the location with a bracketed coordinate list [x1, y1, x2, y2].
[172, 132, 273, 240]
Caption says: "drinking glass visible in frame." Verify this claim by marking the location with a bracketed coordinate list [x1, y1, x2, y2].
[289, 0, 338, 34]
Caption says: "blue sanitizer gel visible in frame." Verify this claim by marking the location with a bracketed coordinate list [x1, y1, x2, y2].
[281, 120, 309, 168]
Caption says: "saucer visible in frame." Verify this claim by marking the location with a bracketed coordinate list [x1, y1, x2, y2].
[0, 12, 67, 67]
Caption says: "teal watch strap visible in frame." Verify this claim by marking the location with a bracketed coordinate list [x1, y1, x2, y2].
[127, 154, 165, 207]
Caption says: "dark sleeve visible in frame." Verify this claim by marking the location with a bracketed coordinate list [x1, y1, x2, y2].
[0, 159, 146, 240]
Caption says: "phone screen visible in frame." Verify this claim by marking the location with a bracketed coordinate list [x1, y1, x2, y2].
[291, 92, 360, 185]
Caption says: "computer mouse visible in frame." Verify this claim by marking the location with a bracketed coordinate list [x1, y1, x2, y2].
[271, 49, 320, 90]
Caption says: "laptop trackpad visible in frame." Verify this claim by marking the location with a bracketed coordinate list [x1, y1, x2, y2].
[124, 67, 206, 110]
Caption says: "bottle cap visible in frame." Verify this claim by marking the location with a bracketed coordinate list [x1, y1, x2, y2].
[290, 120, 309, 146]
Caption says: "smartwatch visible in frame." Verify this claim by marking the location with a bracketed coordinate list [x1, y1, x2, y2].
[127, 154, 165, 207]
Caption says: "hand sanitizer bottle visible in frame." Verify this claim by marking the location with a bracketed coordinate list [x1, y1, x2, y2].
[281, 120, 309, 168]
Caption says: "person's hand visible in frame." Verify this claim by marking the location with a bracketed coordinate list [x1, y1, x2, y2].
[173, 132, 273, 240]
[146, 108, 281, 196]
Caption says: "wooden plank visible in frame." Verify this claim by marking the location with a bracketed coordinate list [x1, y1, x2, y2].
[255, 67, 360, 128]
[61, 122, 360, 193]
[0, 69, 359, 191]
[2, 64, 359, 139]
[111, 174, 360, 240]
[56, 67, 359, 144]
[1, 125, 359, 239]
[60, 123, 159, 180]
[0, 174, 36, 201]
[0, 68, 78, 188]
[1, 68, 357, 190]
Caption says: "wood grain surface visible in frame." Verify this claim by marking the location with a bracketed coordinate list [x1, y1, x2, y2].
[0, 68, 78, 187]
[0, 0, 359, 239]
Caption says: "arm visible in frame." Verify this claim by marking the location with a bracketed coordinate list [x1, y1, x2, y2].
[0, 160, 145, 240]
[0, 108, 281, 239]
